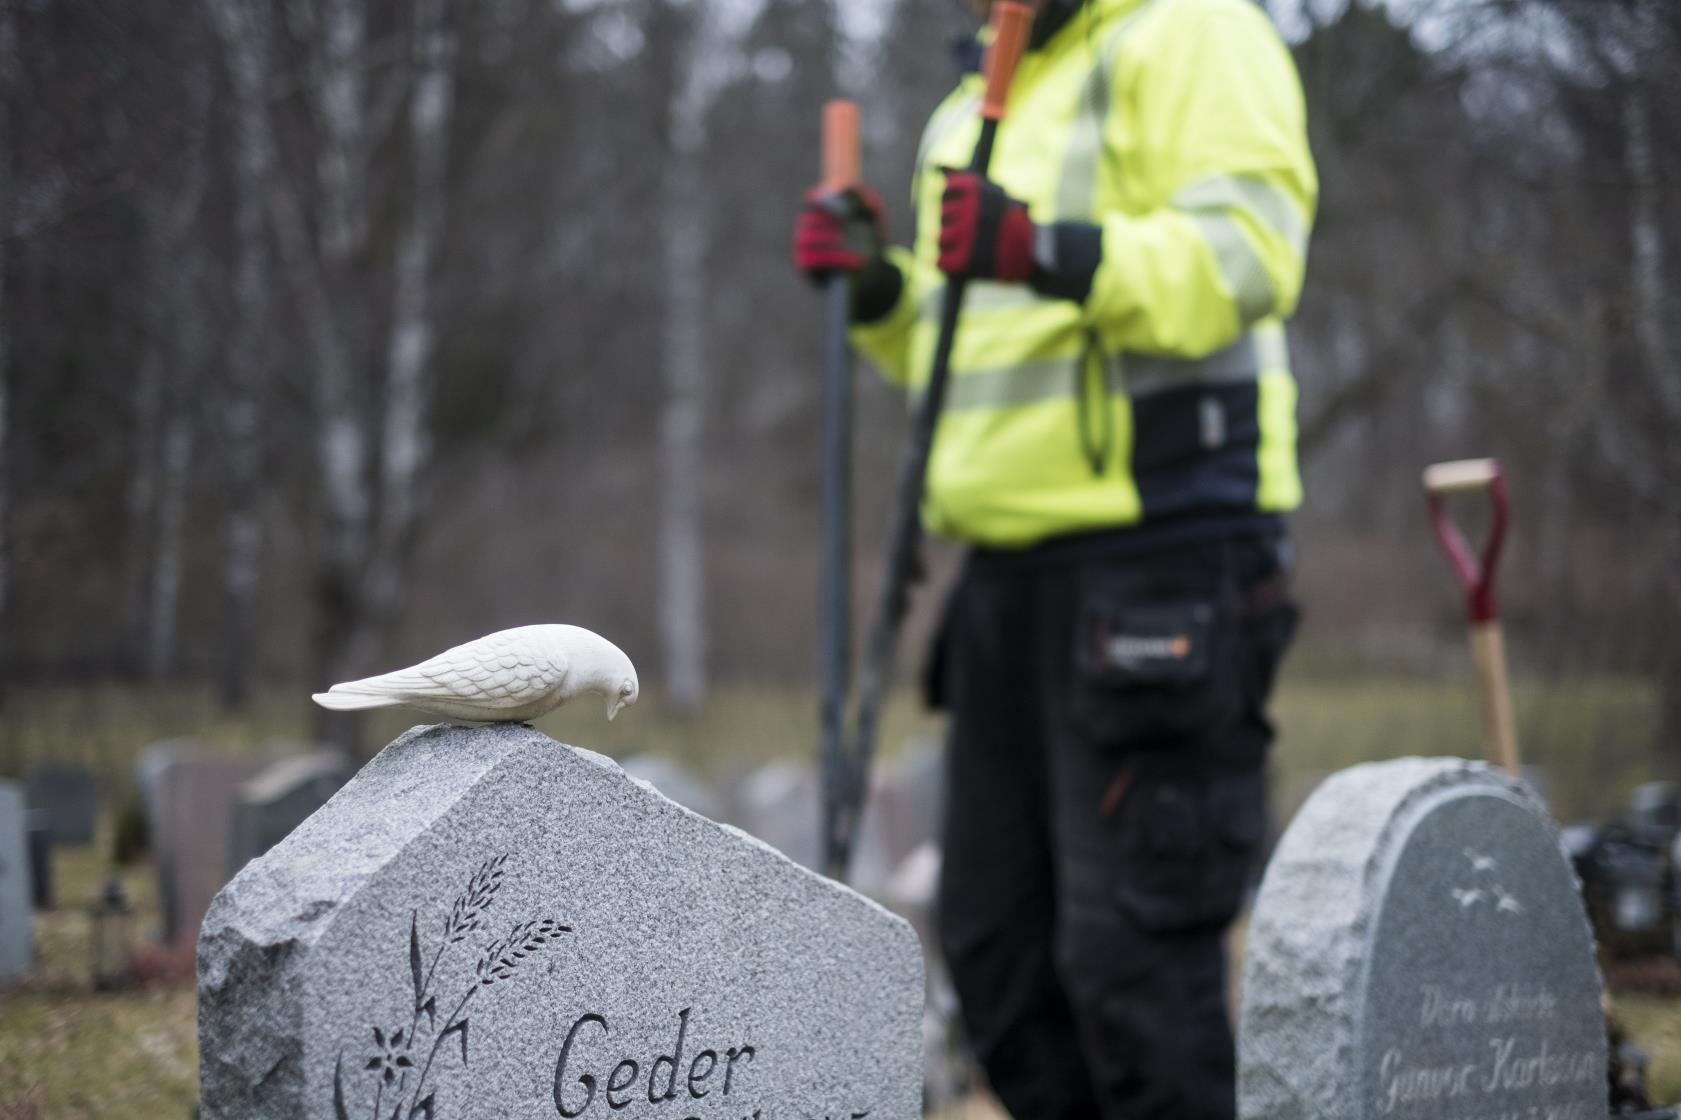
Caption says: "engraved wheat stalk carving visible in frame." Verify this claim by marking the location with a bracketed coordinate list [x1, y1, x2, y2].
[332, 854, 571, 1120]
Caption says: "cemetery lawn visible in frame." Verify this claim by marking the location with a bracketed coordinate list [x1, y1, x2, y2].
[0, 675, 1676, 1116]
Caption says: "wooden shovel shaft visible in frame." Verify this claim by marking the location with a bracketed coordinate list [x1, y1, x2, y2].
[1469, 620, 1519, 777]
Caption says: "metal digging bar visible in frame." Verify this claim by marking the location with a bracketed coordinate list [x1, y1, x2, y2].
[820, 1, 1035, 883]
[817, 98, 860, 890]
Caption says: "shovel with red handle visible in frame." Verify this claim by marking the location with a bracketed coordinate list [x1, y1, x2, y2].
[1424, 458, 1518, 776]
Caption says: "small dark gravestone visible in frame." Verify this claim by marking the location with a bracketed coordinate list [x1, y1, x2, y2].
[198, 724, 923, 1120]
[25, 763, 98, 846]
[0, 780, 31, 981]
[230, 752, 354, 874]
[1238, 758, 1606, 1120]
[25, 810, 53, 910]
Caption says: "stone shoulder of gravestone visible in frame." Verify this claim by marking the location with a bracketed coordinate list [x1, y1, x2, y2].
[199, 724, 924, 1120]
[1238, 757, 1605, 1120]
[0, 780, 33, 982]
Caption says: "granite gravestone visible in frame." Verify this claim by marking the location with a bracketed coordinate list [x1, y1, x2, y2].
[1238, 757, 1605, 1120]
[0, 780, 32, 981]
[230, 752, 353, 874]
[198, 724, 924, 1120]
[152, 753, 264, 944]
[26, 763, 98, 846]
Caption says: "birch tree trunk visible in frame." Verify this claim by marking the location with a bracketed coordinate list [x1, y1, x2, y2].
[132, 67, 213, 683]
[1623, 79, 1681, 750]
[367, 0, 453, 634]
[123, 324, 164, 671]
[208, 0, 273, 708]
[1622, 87, 1671, 425]
[0, 0, 16, 705]
[659, 137, 708, 713]
[311, 0, 376, 746]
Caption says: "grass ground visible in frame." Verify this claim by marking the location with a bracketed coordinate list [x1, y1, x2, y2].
[0, 676, 1676, 1116]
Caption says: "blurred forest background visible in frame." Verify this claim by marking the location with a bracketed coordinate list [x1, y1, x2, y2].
[2, 0, 1679, 766]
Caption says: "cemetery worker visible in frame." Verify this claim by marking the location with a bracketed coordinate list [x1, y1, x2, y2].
[792, 0, 1315, 1118]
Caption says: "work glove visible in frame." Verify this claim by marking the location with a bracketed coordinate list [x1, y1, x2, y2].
[938, 170, 1101, 303]
[793, 183, 904, 323]
[793, 184, 887, 280]
[937, 170, 1035, 283]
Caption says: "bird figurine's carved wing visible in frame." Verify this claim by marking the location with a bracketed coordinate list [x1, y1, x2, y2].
[312, 623, 637, 723]
[352, 632, 568, 706]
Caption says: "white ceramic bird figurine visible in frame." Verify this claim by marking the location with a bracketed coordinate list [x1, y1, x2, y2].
[311, 624, 639, 724]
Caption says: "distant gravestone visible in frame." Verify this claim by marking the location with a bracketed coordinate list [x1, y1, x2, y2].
[198, 724, 924, 1120]
[732, 760, 821, 871]
[0, 781, 32, 981]
[856, 741, 944, 898]
[617, 753, 721, 821]
[229, 752, 353, 874]
[153, 754, 263, 944]
[1238, 758, 1606, 1120]
[138, 739, 209, 833]
[25, 763, 98, 846]
[729, 760, 898, 891]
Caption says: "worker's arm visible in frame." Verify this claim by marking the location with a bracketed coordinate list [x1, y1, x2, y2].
[937, 1, 1317, 358]
[1070, 1, 1317, 355]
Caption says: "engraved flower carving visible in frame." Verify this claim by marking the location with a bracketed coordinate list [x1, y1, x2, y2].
[365, 1027, 415, 1086]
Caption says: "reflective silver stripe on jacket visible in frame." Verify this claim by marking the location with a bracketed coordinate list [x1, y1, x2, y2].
[1184, 213, 1276, 324]
[1172, 174, 1309, 257]
[1055, 0, 1166, 222]
[942, 327, 1283, 413]
[1127, 331, 1255, 399]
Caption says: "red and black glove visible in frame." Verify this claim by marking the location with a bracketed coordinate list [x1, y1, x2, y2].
[938, 170, 1104, 303]
[793, 184, 886, 280]
[937, 170, 1036, 283]
[792, 183, 904, 322]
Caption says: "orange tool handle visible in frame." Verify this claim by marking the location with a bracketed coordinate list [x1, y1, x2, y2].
[981, 2, 1034, 121]
[821, 100, 860, 191]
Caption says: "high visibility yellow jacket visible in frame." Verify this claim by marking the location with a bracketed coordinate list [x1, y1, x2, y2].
[852, 0, 1317, 549]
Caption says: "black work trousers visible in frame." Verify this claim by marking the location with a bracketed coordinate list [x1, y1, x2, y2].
[934, 531, 1297, 1120]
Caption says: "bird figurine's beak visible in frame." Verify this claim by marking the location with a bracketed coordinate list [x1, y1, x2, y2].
[608, 697, 625, 721]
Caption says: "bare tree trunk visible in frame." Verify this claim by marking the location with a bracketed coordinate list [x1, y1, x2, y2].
[0, 0, 15, 706]
[1623, 81, 1681, 753]
[149, 404, 195, 680]
[367, 0, 453, 636]
[208, 0, 273, 708]
[123, 332, 164, 671]
[1622, 88, 1671, 421]
[659, 143, 708, 713]
[311, 0, 375, 748]
[135, 75, 213, 684]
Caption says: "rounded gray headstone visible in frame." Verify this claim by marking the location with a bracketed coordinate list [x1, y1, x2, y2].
[1238, 757, 1605, 1120]
[199, 724, 923, 1120]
